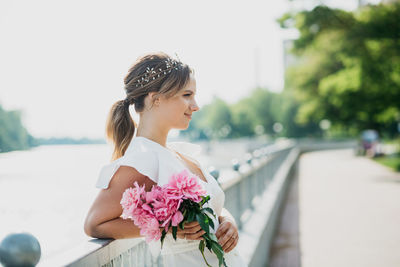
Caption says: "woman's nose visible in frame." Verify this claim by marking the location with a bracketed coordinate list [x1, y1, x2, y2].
[191, 101, 200, 112]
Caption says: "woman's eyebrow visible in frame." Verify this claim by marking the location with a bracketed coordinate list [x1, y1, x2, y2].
[184, 89, 196, 94]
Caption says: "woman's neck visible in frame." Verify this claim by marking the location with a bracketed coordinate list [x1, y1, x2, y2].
[136, 113, 171, 147]
[136, 126, 169, 148]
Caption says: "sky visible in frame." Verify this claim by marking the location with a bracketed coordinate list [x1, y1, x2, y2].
[0, 0, 376, 139]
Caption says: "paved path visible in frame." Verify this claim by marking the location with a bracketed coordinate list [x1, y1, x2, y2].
[269, 162, 301, 267]
[300, 149, 400, 267]
[270, 149, 400, 267]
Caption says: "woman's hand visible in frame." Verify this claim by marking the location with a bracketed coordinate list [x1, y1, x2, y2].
[167, 221, 206, 241]
[216, 216, 239, 253]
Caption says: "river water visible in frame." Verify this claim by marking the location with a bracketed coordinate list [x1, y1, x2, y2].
[0, 138, 266, 262]
[0, 144, 112, 260]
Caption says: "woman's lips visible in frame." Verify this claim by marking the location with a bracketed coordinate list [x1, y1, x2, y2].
[185, 114, 192, 119]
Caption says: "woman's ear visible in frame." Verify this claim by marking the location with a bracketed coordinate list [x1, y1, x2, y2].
[147, 92, 160, 107]
[148, 92, 157, 100]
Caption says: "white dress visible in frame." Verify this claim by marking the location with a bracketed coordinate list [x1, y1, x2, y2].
[96, 136, 248, 267]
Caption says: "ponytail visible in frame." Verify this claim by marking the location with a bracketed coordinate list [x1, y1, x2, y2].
[105, 100, 135, 161]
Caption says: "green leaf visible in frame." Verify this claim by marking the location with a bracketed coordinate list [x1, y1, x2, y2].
[179, 221, 185, 230]
[160, 230, 167, 249]
[196, 213, 210, 235]
[199, 239, 205, 251]
[200, 195, 210, 206]
[211, 242, 227, 267]
[199, 240, 212, 267]
[201, 207, 215, 216]
[172, 226, 177, 241]
[208, 215, 215, 230]
[212, 242, 223, 256]
[209, 233, 219, 243]
[205, 239, 212, 251]
[187, 210, 195, 222]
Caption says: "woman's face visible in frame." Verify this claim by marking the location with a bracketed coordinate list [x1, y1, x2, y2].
[156, 74, 200, 130]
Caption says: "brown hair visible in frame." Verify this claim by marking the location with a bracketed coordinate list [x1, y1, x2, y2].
[105, 52, 193, 161]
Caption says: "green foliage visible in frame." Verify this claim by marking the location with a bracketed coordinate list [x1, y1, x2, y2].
[374, 154, 400, 172]
[198, 97, 234, 139]
[234, 88, 279, 135]
[230, 97, 257, 137]
[280, 3, 400, 137]
[183, 98, 233, 140]
[172, 226, 177, 240]
[181, 87, 322, 140]
[278, 90, 322, 137]
[0, 104, 39, 152]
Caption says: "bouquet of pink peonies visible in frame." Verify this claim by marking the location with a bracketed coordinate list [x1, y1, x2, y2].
[120, 169, 227, 267]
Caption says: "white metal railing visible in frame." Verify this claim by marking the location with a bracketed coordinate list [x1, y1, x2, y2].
[1, 139, 357, 267]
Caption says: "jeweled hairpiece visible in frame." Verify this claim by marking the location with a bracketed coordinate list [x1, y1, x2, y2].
[134, 58, 183, 88]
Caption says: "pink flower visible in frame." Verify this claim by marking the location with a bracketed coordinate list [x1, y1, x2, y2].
[150, 190, 181, 227]
[171, 210, 183, 227]
[139, 216, 161, 242]
[143, 227, 162, 243]
[164, 169, 207, 203]
[120, 182, 146, 219]
[145, 185, 163, 203]
[141, 203, 154, 214]
[119, 170, 209, 244]
[127, 207, 161, 243]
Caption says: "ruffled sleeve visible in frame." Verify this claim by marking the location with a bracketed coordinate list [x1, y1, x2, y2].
[95, 150, 159, 189]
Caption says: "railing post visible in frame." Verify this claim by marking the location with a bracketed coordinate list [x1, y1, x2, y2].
[208, 166, 220, 181]
[0, 232, 41, 267]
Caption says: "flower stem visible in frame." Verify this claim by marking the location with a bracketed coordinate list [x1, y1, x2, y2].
[199, 240, 212, 267]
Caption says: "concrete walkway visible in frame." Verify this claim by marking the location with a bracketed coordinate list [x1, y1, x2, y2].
[299, 149, 400, 267]
[269, 161, 301, 267]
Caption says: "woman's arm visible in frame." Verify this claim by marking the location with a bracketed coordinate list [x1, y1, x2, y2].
[84, 166, 157, 239]
[218, 207, 237, 227]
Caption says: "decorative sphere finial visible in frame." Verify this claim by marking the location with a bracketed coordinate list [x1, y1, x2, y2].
[0, 232, 41, 267]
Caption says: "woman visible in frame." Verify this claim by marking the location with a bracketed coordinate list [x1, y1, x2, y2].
[84, 52, 247, 266]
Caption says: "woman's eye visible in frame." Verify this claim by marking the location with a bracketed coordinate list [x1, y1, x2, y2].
[184, 94, 192, 97]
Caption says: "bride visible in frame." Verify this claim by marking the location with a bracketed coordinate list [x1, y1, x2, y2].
[84, 52, 247, 266]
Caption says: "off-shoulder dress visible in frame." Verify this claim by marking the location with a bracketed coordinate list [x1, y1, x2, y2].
[96, 136, 247, 267]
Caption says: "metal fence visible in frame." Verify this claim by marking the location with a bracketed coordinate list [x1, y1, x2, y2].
[1, 139, 356, 267]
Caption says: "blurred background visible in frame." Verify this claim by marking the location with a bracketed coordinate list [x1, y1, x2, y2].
[1, 0, 399, 266]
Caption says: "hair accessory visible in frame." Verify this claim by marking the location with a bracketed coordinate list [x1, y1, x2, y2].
[134, 57, 183, 88]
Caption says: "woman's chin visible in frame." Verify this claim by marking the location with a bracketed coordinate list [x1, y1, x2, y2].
[175, 123, 190, 130]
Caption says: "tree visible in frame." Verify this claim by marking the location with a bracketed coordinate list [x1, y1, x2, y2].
[0, 104, 38, 152]
[181, 97, 234, 140]
[279, 3, 400, 138]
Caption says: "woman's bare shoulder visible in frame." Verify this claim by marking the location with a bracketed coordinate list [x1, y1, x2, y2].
[96, 150, 159, 189]
[108, 165, 156, 192]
